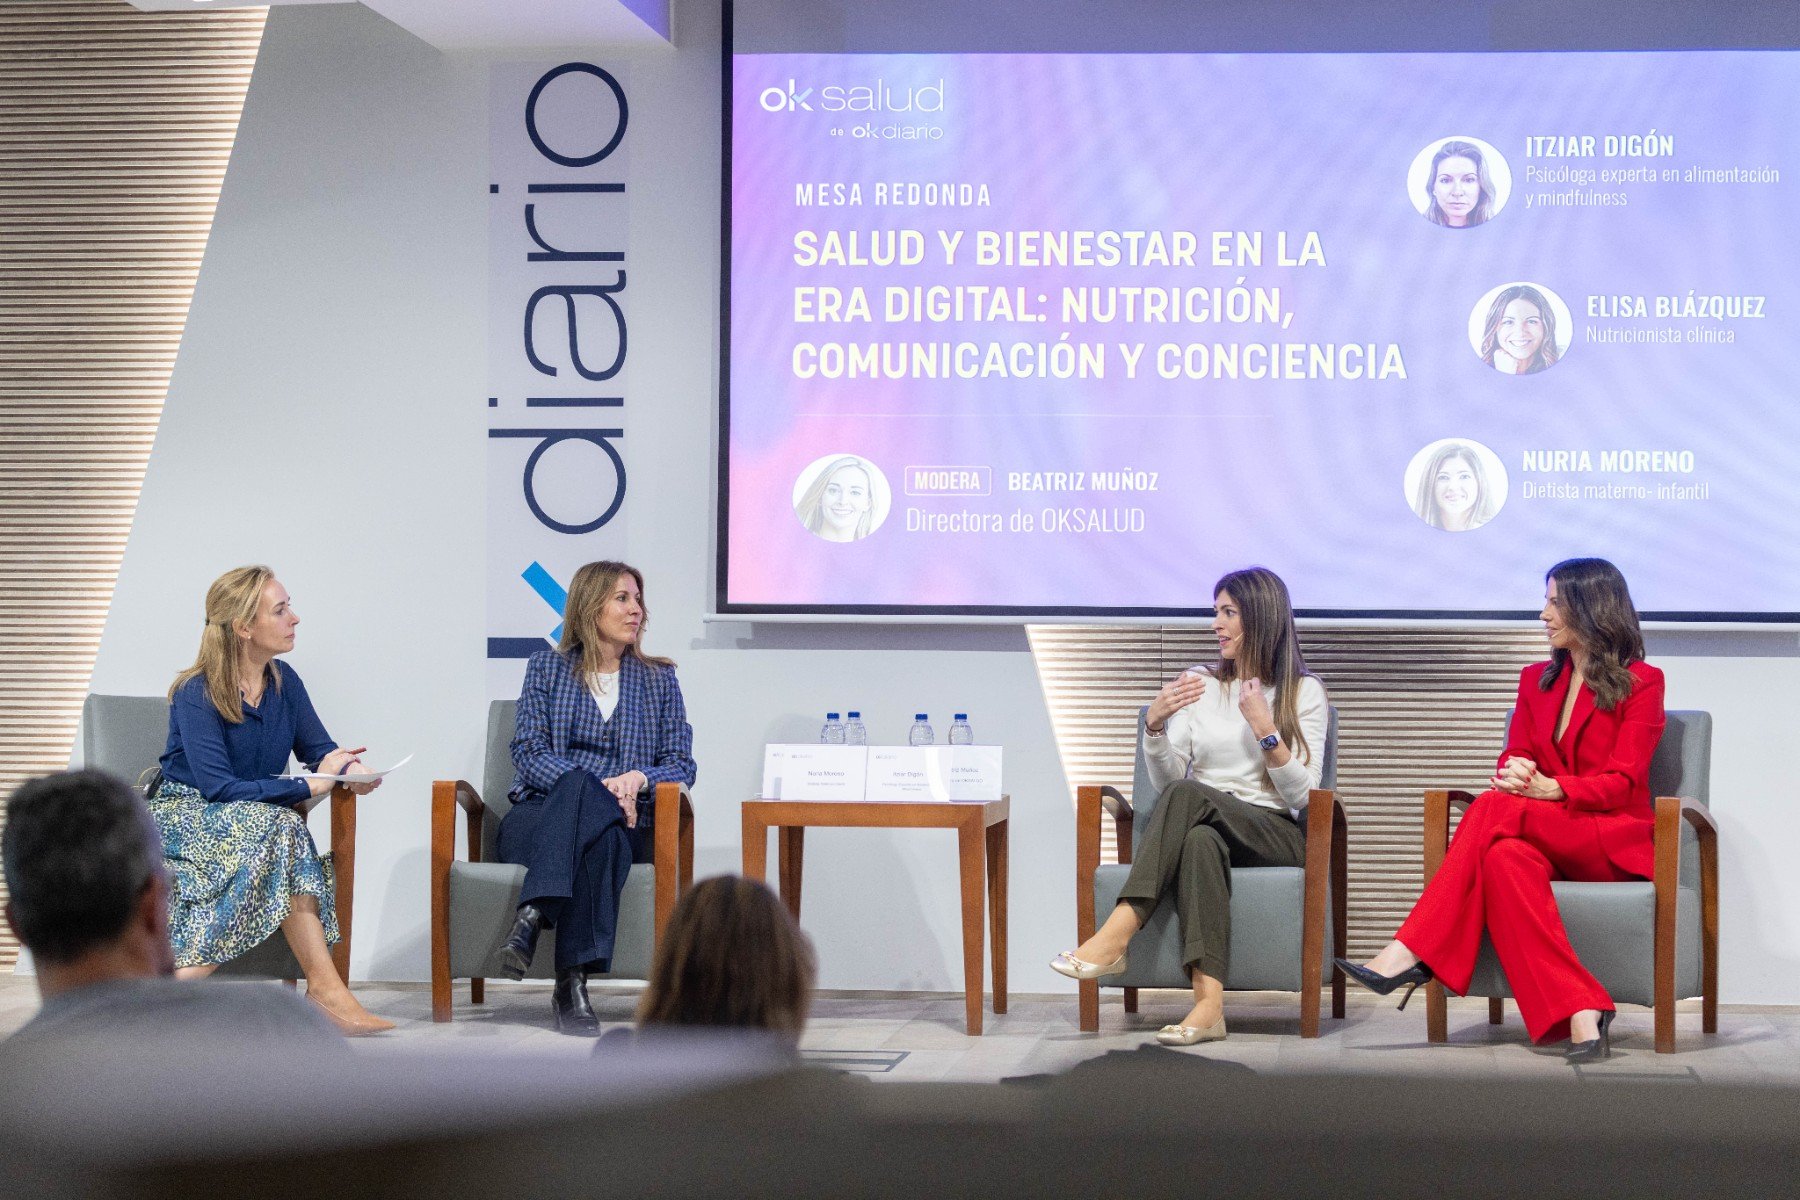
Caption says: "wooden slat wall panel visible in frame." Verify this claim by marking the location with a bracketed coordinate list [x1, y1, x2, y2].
[1029, 625, 1544, 959]
[0, 0, 265, 967]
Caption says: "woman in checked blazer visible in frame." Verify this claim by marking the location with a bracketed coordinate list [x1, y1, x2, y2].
[496, 561, 697, 1035]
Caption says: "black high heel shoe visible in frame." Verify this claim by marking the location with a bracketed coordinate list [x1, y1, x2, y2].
[1333, 958, 1435, 1010]
[1565, 1009, 1616, 1064]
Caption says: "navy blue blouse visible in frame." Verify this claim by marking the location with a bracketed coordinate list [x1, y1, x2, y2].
[159, 661, 338, 807]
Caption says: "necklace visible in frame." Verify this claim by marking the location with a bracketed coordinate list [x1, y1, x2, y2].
[591, 669, 620, 694]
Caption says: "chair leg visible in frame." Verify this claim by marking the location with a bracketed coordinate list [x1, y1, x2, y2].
[1123, 987, 1138, 1014]
[1079, 979, 1098, 1032]
[1426, 981, 1448, 1043]
[471, 978, 485, 1005]
[1488, 997, 1504, 1025]
[431, 954, 452, 1024]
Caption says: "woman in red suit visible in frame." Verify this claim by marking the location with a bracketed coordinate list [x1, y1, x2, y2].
[1337, 558, 1663, 1062]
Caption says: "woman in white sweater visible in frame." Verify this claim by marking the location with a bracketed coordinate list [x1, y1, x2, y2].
[1051, 566, 1329, 1045]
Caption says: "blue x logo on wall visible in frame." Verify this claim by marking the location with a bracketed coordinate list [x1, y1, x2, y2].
[485, 561, 568, 660]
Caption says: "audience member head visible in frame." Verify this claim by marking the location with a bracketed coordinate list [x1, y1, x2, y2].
[168, 564, 287, 723]
[2, 770, 174, 997]
[1540, 558, 1645, 709]
[1479, 284, 1559, 373]
[1412, 442, 1495, 532]
[1424, 139, 1495, 228]
[558, 560, 674, 669]
[637, 875, 815, 1041]
[1210, 566, 1314, 764]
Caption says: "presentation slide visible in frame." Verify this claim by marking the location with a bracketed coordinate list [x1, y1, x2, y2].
[721, 52, 1797, 617]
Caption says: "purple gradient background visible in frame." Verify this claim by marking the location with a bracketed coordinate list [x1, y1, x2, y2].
[727, 52, 1798, 613]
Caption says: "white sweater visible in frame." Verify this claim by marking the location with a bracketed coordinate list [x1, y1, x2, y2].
[1142, 671, 1329, 813]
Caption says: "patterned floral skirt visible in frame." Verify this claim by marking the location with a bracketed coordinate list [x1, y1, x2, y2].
[148, 780, 338, 968]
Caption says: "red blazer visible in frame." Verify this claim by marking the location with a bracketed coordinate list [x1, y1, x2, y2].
[1498, 659, 1665, 874]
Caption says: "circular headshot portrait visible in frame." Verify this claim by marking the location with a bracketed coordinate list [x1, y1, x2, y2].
[1404, 438, 1509, 533]
[1407, 136, 1512, 229]
[1467, 282, 1573, 376]
[792, 453, 891, 543]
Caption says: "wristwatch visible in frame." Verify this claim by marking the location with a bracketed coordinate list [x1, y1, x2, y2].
[1257, 731, 1280, 752]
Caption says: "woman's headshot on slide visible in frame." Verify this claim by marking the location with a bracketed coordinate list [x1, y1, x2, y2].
[792, 453, 890, 542]
[1469, 283, 1570, 376]
[1410, 137, 1509, 228]
[1405, 438, 1507, 532]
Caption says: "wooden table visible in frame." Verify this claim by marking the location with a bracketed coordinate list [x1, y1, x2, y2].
[742, 796, 1009, 1035]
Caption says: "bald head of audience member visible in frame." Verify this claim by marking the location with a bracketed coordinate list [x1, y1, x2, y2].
[2, 769, 175, 1001]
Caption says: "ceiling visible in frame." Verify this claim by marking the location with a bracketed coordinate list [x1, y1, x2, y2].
[122, 0, 675, 50]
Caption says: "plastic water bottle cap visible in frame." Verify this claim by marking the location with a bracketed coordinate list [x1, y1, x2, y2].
[954, 714, 968, 720]
[914, 714, 928, 721]
[826, 712, 840, 720]
[848, 711, 861, 718]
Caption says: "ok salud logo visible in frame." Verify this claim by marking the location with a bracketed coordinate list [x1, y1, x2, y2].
[757, 78, 946, 114]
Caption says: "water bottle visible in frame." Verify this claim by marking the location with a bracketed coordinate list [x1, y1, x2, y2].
[949, 713, 973, 745]
[820, 712, 845, 744]
[908, 714, 934, 746]
[844, 711, 867, 746]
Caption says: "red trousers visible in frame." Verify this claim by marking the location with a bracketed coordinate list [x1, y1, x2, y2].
[1398, 790, 1649, 1044]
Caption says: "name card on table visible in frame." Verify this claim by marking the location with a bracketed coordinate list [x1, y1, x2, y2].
[865, 746, 1004, 802]
[760, 745, 868, 801]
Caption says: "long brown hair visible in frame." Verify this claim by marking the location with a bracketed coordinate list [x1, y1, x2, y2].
[636, 875, 816, 1037]
[167, 565, 282, 724]
[1479, 284, 1560, 372]
[1210, 566, 1315, 766]
[556, 560, 674, 671]
[1539, 558, 1645, 710]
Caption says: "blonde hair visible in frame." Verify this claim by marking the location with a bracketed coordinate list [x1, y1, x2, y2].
[168, 565, 281, 724]
[795, 456, 874, 539]
[556, 560, 674, 671]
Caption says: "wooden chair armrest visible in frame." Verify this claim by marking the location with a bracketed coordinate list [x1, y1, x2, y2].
[652, 782, 696, 947]
[1677, 797, 1718, 839]
[1098, 785, 1133, 864]
[1652, 794, 1686, 888]
[1422, 789, 1477, 884]
[1304, 788, 1342, 840]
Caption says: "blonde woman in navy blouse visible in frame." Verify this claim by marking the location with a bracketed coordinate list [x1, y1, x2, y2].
[153, 565, 391, 1035]
[498, 560, 698, 1035]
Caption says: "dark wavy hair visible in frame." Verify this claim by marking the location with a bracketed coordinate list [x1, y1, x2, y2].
[1538, 558, 1646, 710]
[637, 876, 816, 1039]
[1479, 284, 1560, 373]
[1210, 566, 1316, 766]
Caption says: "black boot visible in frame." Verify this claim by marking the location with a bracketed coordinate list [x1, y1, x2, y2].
[552, 968, 600, 1036]
[498, 903, 544, 980]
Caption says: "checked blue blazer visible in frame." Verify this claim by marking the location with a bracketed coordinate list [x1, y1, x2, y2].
[507, 648, 697, 805]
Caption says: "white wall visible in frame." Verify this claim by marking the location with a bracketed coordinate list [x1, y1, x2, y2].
[86, 0, 1800, 1002]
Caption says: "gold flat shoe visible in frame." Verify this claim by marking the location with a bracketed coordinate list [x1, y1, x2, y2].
[1049, 950, 1128, 981]
[1155, 1018, 1227, 1046]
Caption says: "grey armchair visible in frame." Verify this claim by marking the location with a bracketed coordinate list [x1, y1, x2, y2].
[1422, 709, 1718, 1054]
[1075, 706, 1347, 1036]
[79, 693, 359, 982]
[429, 699, 694, 1022]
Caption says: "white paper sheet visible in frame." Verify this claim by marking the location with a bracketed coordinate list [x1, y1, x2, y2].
[281, 753, 412, 783]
